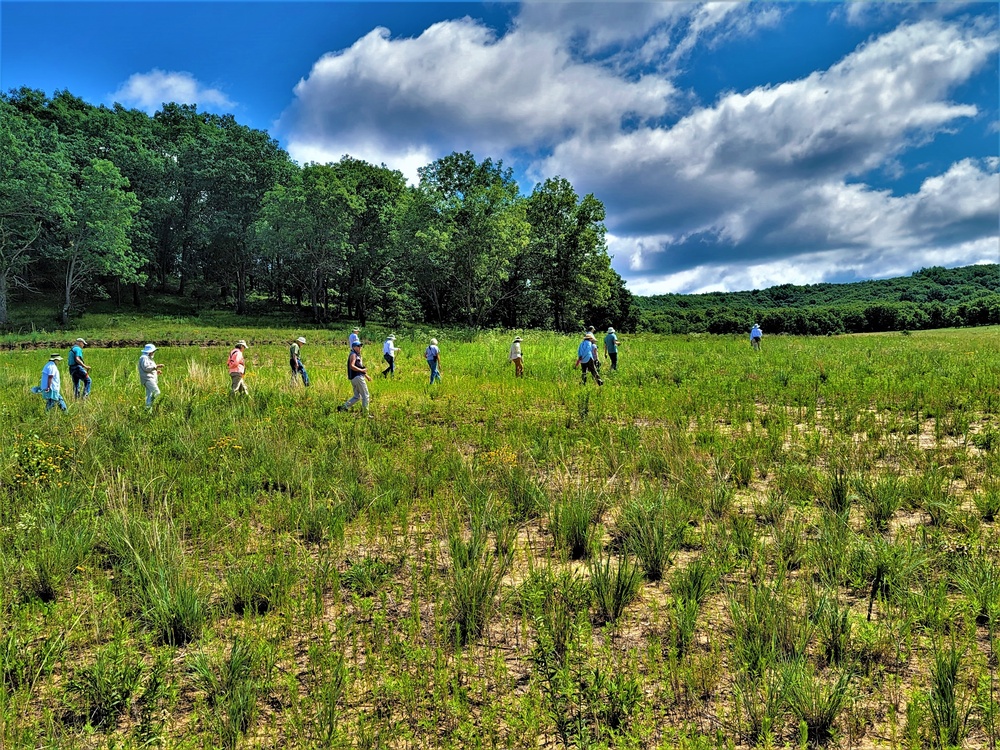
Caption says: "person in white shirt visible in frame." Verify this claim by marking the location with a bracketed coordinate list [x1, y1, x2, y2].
[32, 354, 68, 412]
[137, 344, 164, 407]
[426, 339, 442, 384]
[509, 336, 523, 378]
[382, 335, 400, 377]
[349, 328, 361, 347]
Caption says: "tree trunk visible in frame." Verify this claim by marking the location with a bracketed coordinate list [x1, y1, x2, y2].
[132, 282, 142, 309]
[0, 273, 8, 325]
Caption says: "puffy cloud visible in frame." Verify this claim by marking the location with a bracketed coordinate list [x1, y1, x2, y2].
[111, 69, 234, 114]
[279, 16, 674, 171]
[543, 19, 999, 291]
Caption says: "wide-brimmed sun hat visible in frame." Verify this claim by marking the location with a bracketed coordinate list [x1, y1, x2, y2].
[430, 338, 438, 345]
[387, 335, 396, 340]
[585, 333, 596, 341]
[49, 354, 63, 361]
[514, 336, 522, 342]
[235, 340, 248, 348]
[75, 338, 87, 345]
[142, 344, 157, 354]
[295, 336, 306, 344]
[586, 325, 596, 332]
[607, 327, 615, 333]
[352, 328, 360, 333]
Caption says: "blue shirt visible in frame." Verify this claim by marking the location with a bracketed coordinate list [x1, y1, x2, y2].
[578, 339, 594, 363]
[349, 333, 361, 346]
[750, 326, 762, 340]
[68, 345, 84, 368]
[425, 345, 439, 362]
[604, 333, 618, 354]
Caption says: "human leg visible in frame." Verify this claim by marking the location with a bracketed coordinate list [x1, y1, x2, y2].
[609, 353, 618, 371]
[340, 377, 365, 410]
[145, 382, 160, 407]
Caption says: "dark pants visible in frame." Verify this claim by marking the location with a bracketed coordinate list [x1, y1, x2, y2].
[581, 360, 603, 385]
[382, 354, 395, 377]
[70, 366, 91, 398]
[608, 352, 618, 370]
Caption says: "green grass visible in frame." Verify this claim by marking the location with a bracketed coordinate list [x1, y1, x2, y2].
[0, 323, 998, 748]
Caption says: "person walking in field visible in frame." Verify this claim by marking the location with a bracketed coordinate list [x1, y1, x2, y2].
[604, 328, 620, 371]
[509, 336, 523, 378]
[750, 323, 763, 351]
[349, 328, 361, 347]
[576, 333, 603, 386]
[337, 341, 373, 417]
[138, 344, 164, 408]
[228, 340, 250, 396]
[382, 335, 400, 377]
[67, 338, 92, 398]
[426, 338, 442, 384]
[290, 337, 310, 386]
[31, 354, 68, 412]
[586, 326, 602, 370]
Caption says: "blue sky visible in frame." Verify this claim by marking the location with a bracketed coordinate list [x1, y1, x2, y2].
[2, 1, 998, 295]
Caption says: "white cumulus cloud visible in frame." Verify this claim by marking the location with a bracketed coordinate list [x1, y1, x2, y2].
[111, 69, 234, 114]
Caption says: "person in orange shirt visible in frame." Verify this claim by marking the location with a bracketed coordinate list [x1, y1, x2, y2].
[228, 340, 249, 396]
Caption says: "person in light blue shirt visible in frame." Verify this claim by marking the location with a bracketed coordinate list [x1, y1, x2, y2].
[750, 323, 763, 350]
[603, 328, 620, 371]
[67, 337, 92, 398]
[31, 354, 68, 412]
[349, 328, 361, 347]
[426, 338, 442, 384]
[576, 334, 603, 386]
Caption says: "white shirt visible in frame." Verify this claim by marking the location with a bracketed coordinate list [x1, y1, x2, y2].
[40, 361, 61, 392]
[138, 354, 159, 384]
[509, 342, 521, 361]
[383, 339, 398, 356]
[349, 332, 361, 346]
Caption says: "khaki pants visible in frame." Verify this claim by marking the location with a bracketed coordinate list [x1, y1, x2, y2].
[231, 371, 249, 395]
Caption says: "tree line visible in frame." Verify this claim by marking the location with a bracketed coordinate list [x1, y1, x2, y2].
[636, 264, 1000, 335]
[0, 88, 637, 331]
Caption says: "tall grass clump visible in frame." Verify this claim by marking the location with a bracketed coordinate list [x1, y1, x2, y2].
[927, 640, 973, 749]
[856, 474, 903, 533]
[729, 582, 813, 677]
[189, 639, 274, 750]
[549, 488, 605, 560]
[65, 638, 145, 729]
[103, 511, 207, 645]
[498, 464, 548, 521]
[782, 660, 854, 745]
[589, 552, 642, 625]
[17, 497, 94, 603]
[447, 524, 510, 645]
[957, 553, 1000, 626]
[226, 555, 296, 616]
[614, 494, 686, 581]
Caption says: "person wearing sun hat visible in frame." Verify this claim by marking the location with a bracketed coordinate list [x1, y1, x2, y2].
[337, 340, 373, 416]
[509, 336, 523, 378]
[349, 327, 361, 347]
[228, 340, 249, 396]
[382, 334, 400, 378]
[425, 338, 442, 384]
[603, 327, 620, 371]
[31, 354, 68, 412]
[290, 336, 310, 387]
[750, 323, 763, 351]
[575, 332, 603, 386]
[137, 344, 164, 408]
[67, 337, 92, 398]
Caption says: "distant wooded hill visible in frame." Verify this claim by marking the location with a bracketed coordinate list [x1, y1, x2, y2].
[635, 264, 1000, 334]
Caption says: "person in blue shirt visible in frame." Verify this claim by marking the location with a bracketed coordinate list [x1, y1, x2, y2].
[603, 328, 620, 371]
[576, 333, 603, 386]
[426, 339, 442, 384]
[750, 324, 763, 350]
[68, 338, 92, 398]
[349, 328, 361, 347]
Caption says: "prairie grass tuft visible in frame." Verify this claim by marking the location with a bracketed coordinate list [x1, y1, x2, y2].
[614, 494, 686, 581]
[226, 556, 296, 616]
[447, 524, 510, 644]
[65, 638, 145, 729]
[927, 640, 972, 749]
[782, 660, 854, 745]
[189, 639, 275, 750]
[549, 488, 605, 560]
[589, 552, 642, 625]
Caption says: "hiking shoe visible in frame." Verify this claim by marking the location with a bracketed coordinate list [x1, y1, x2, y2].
[336, 405, 347, 412]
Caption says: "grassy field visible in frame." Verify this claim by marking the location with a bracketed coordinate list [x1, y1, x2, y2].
[1, 325, 998, 749]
